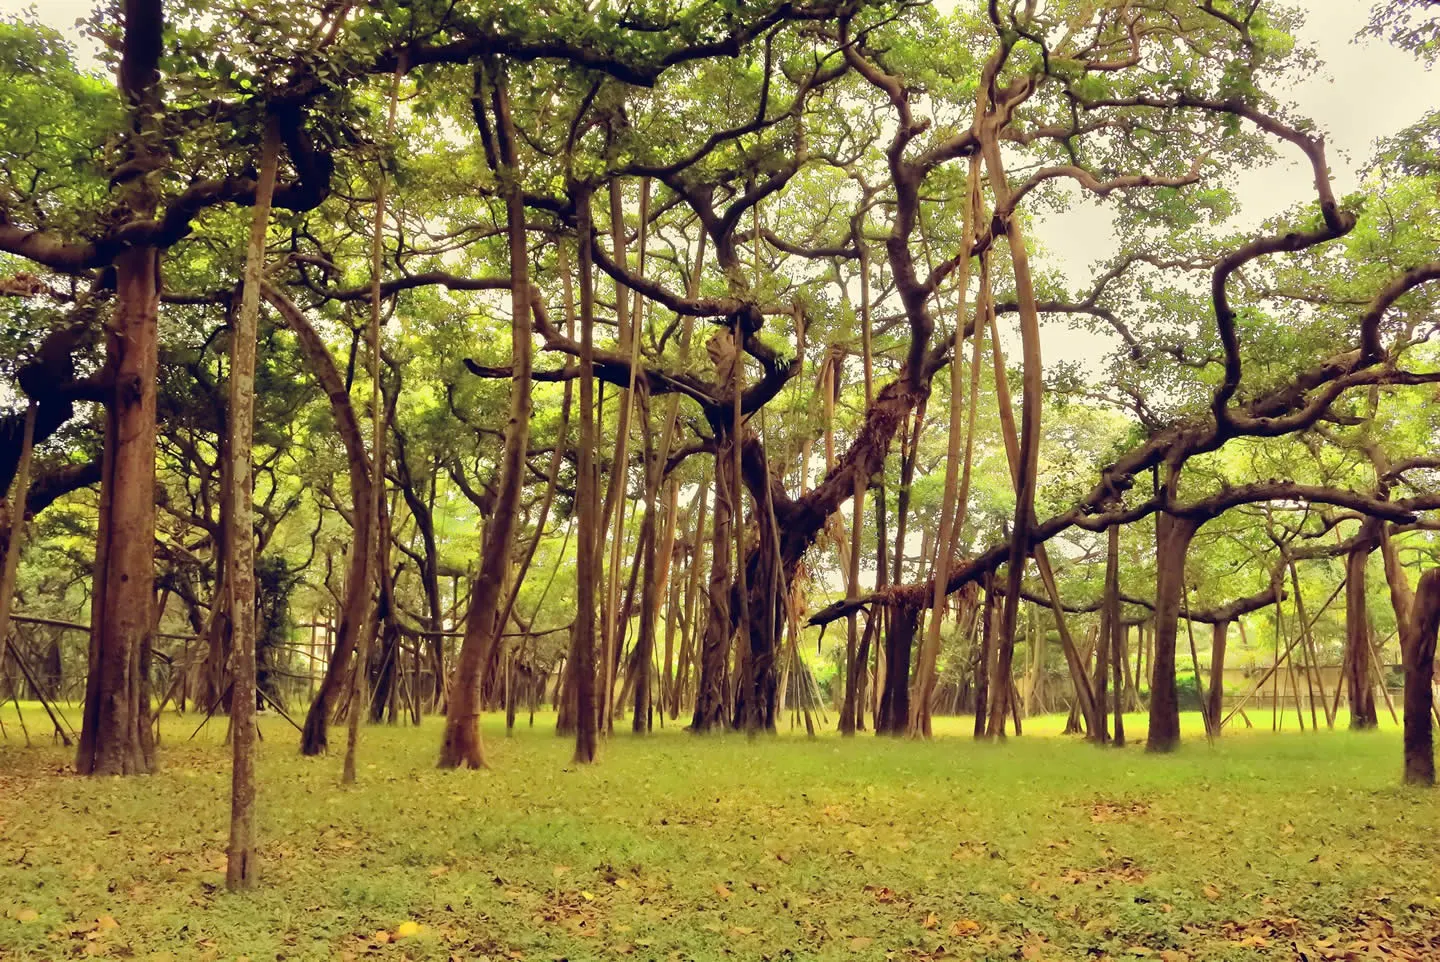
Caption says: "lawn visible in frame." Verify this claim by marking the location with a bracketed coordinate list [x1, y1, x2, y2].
[1, 706, 1437, 961]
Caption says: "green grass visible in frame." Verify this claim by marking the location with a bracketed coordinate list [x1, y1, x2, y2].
[1, 705, 1437, 961]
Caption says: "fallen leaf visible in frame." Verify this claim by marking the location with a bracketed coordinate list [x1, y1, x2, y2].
[395, 921, 421, 938]
[949, 919, 981, 937]
[96, 916, 119, 931]
[16, 908, 38, 923]
[1203, 885, 1221, 901]
[714, 883, 732, 900]
[552, 865, 571, 877]
[849, 936, 873, 950]
[373, 930, 391, 944]
[923, 913, 939, 930]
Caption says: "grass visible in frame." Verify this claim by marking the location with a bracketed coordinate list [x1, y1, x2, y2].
[1, 704, 1437, 962]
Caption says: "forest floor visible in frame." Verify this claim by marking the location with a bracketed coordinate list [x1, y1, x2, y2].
[1, 706, 1437, 962]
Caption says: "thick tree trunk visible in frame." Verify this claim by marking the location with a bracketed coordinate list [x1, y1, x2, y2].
[1401, 569, 1440, 785]
[0, 403, 36, 652]
[438, 69, 532, 769]
[76, 0, 166, 780]
[1345, 521, 1380, 729]
[876, 600, 918, 734]
[77, 245, 159, 777]
[225, 121, 278, 890]
[1379, 523, 1439, 784]
[1146, 512, 1200, 752]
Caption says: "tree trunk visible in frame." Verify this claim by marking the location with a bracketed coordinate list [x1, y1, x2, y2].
[1207, 620, 1228, 735]
[981, 264, 1099, 738]
[342, 57, 400, 783]
[225, 120, 278, 890]
[598, 180, 644, 735]
[1378, 523, 1438, 784]
[840, 472, 865, 736]
[691, 459, 733, 732]
[76, 244, 159, 777]
[1095, 528, 1121, 745]
[438, 68, 532, 769]
[1401, 569, 1440, 785]
[631, 392, 660, 733]
[1345, 521, 1380, 729]
[569, 188, 599, 764]
[657, 481, 681, 717]
[0, 404, 37, 688]
[876, 600, 918, 734]
[1108, 527, 1126, 748]
[973, 575, 995, 737]
[76, 0, 165, 780]
[672, 472, 708, 719]
[1146, 512, 1200, 752]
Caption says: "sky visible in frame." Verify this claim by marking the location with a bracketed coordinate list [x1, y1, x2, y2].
[1040, 1, 1433, 275]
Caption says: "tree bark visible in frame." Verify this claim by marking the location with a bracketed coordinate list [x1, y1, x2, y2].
[631, 391, 660, 733]
[973, 575, 995, 737]
[1378, 523, 1438, 784]
[225, 120, 279, 890]
[672, 472, 708, 719]
[876, 600, 918, 734]
[1206, 620, 1228, 736]
[76, 243, 160, 776]
[691, 460, 733, 732]
[76, 0, 165, 778]
[1108, 527, 1126, 748]
[1146, 512, 1200, 752]
[570, 188, 599, 764]
[1401, 568, 1440, 785]
[1345, 520, 1380, 729]
[839, 471, 865, 735]
[1095, 526, 1122, 745]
